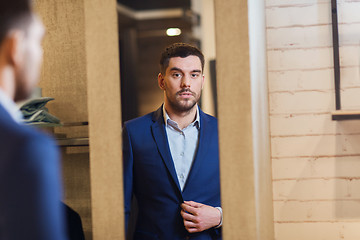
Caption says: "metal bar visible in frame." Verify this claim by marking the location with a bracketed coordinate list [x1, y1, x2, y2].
[331, 0, 341, 110]
[332, 114, 360, 121]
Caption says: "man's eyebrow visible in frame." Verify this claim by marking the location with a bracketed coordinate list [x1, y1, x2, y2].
[169, 67, 202, 73]
[169, 67, 183, 72]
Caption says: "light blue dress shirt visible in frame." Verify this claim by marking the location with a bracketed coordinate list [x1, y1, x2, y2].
[0, 88, 23, 123]
[163, 105, 200, 191]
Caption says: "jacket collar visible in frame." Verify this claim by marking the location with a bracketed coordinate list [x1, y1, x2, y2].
[0, 88, 22, 123]
[162, 104, 200, 129]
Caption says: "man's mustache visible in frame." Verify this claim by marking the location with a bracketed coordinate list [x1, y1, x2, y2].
[177, 89, 195, 96]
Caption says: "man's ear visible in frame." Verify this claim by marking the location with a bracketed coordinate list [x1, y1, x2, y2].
[4, 31, 24, 67]
[158, 73, 165, 90]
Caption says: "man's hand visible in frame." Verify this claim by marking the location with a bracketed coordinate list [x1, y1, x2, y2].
[180, 201, 221, 233]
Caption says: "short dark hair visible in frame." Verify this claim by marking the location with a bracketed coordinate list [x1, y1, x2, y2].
[0, 0, 33, 44]
[159, 42, 204, 74]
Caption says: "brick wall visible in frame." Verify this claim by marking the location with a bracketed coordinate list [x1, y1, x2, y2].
[266, 0, 360, 239]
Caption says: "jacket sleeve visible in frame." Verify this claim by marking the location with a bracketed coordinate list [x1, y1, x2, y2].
[122, 124, 134, 235]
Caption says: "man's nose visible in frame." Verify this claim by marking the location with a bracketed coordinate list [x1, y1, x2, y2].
[180, 75, 190, 88]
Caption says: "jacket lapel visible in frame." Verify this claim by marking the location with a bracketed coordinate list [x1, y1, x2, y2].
[183, 109, 212, 191]
[151, 107, 182, 193]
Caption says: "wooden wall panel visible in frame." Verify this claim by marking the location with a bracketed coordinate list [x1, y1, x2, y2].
[214, 0, 274, 239]
[84, 0, 124, 239]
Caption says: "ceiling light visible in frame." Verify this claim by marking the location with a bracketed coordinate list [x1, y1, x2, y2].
[166, 28, 181, 36]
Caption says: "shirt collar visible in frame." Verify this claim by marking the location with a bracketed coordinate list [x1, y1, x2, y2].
[163, 104, 200, 129]
[0, 88, 23, 123]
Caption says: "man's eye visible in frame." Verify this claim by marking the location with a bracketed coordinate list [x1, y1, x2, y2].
[173, 73, 181, 77]
[191, 74, 199, 78]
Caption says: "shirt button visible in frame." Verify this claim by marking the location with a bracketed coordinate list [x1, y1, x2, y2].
[180, 152, 184, 156]
[180, 174, 184, 179]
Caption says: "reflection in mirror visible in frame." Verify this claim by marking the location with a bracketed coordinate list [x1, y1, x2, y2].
[117, 0, 219, 239]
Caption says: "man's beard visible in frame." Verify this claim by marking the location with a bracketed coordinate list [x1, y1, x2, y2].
[166, 89, 200, 113]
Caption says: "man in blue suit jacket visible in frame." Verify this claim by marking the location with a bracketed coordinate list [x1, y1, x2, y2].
[0, 1, 67, 239]
[123, 43, 222, 239]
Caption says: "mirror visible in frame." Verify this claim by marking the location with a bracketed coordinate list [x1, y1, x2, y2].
[117, 0, 220, 239]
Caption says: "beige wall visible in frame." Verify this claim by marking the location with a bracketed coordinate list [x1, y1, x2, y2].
[267, 0, 360, 239]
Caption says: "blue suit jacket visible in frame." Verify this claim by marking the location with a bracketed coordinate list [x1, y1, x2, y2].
[0, 104, 67, 240]
[123, 106, 221, 240]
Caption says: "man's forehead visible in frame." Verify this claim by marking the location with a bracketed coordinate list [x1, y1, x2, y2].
[167, 56, 202, 70]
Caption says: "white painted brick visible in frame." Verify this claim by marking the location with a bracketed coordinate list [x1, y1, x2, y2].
[267, 48, 333, 71]
[339, 23, 360, 45]
[266, 0, 360, 238]
[275, 222, 354, 240]
[266, 3, 330, 28]
[270, 114, 360, 136]
[339, 45, 360, 67]
[341, 67, 360, 88]
[267, 25, 332, 49]
[274, 200, 360, 221]
[338, 2, 360, 24]
[342, 222, 360, 240]
[270, 114, 335, 136]
[266, 1, 360, 27]
[266, 0, 328, 7]
[341, 88, 360, 110]
[272, 156, 360, 180]
[269, 91, 334, 114]
[271, 134, 360, 157]
[268, 69, 333, 92]
[273, 179, 360, 200]
[268, 67, 360, 92]
[267, 23, 360, 50]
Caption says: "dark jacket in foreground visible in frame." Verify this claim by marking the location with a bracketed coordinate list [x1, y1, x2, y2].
[0, 104, 67, 240]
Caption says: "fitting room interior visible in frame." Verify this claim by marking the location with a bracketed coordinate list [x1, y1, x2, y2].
[33, 0, 360, 239]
